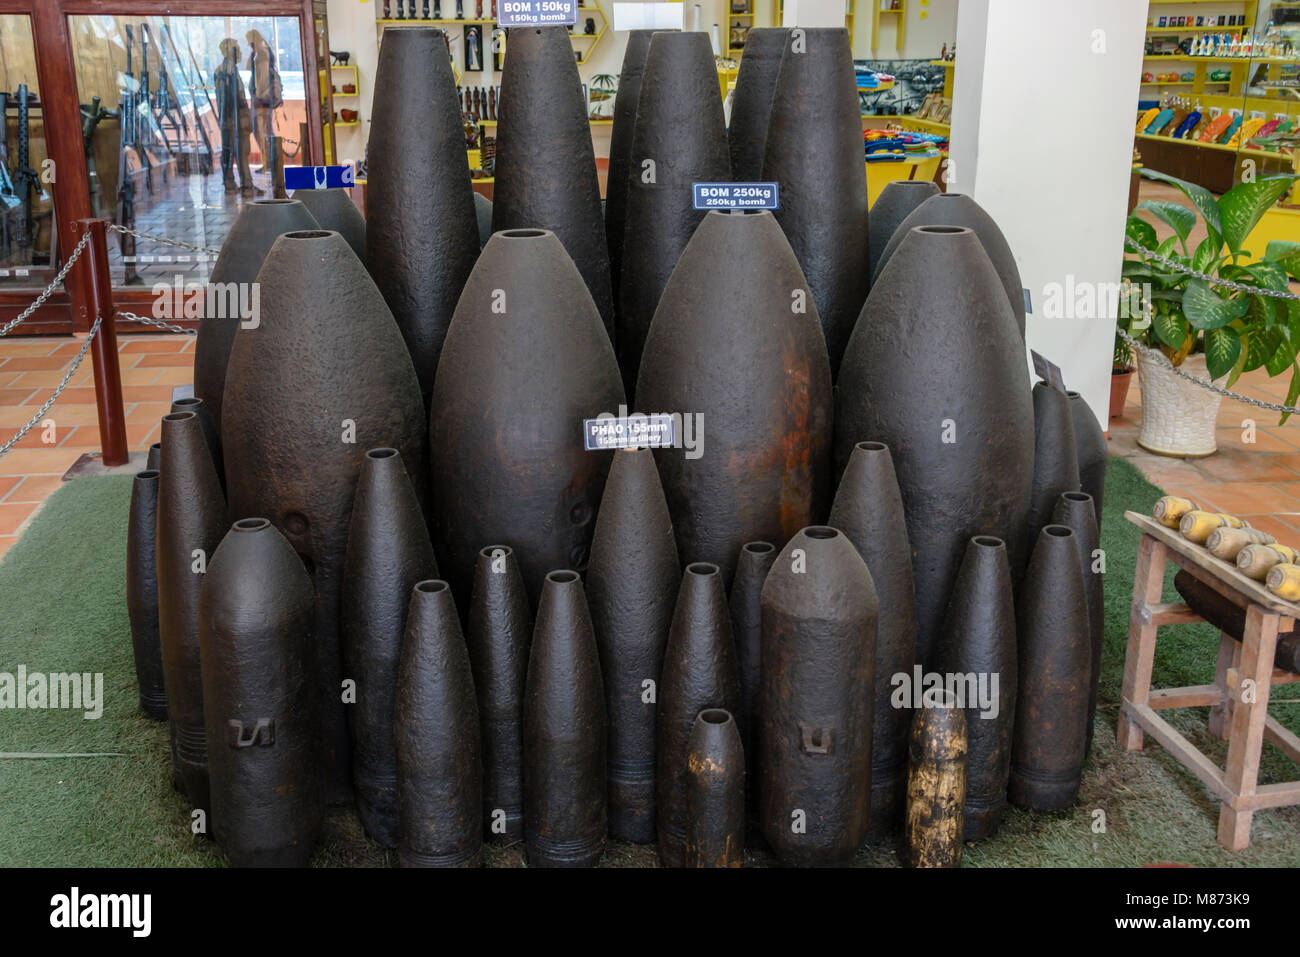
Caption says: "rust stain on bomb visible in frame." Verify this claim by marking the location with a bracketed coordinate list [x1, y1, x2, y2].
[635, 210, 832, 584]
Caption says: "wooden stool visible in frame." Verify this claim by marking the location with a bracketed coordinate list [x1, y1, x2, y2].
[1119, 511, 1300, 851]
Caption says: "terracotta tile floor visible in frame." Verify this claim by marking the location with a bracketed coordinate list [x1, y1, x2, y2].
[1110, 366, 1300, 541]
[0, 333, 190, 561]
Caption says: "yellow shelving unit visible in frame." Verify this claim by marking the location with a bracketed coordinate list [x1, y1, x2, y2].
[768, 0, 856, 47]
[1136, 5, 1298, 208]
[726, 2, 755, 58]
[375, 4, 606, 67]
[1140, 0, 1257, 89]
[896, 115, 949, 134]
[320, 64, 358, 105]
[572, 7, 608, 66]
[929, 59, 954, 97]
[373, 1, 610, 181]
[320, 64, 360, 164]
[871, 0, 905, 54]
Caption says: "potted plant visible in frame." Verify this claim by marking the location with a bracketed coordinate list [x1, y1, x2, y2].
[1121, 169, 1300, 456]
[1110, 330, 1135, 421]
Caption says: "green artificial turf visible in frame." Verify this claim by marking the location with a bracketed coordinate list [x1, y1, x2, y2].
[0, 461, 1296, 867]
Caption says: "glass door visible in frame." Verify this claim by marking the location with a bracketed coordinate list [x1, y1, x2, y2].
[0, 13, 55, 292]
[68, 12, 311, 288]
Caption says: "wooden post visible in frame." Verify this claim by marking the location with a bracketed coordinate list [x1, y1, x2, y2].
[75, 219, 127, 467]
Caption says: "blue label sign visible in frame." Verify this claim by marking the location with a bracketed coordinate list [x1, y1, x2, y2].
[692, 182, 779, 210]
[583, 414, 676, 451]
[284, 165, 356, 190]
[497, 0, 579, 27]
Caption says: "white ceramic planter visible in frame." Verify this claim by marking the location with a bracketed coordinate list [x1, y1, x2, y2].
[1136, 351, 1223, 457]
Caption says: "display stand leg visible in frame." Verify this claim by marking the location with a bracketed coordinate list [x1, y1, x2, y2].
[1118, 533, 1165, 751]
[1208, 632, 1238, 741]
[1218, 605, 1279, 851]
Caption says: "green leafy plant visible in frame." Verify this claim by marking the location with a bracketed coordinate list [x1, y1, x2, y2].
[1122, 168, 1300, 422]
[1113, 328, 1134, 373]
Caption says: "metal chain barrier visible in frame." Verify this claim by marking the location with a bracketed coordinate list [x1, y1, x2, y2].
[0, 315, 104, 459]
[0, 222, 217, 460]
[107, 223, 222, 259]
[1118, 328, 1300, 416]
[1123, 238, 1300, 414]
[1124, 236, 1300, 301]
[116, 310, 196, 336]
[0, 231, 92, 337]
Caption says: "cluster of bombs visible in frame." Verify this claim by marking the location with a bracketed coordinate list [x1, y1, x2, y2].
[1153, 496, 1300, 669]
[122, 23, 1110, 867]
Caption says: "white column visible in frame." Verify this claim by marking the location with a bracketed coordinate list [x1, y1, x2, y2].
[949, 0, 1150, 428]
[783, 0, 847, 28]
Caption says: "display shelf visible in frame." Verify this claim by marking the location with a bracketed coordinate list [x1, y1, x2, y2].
[1136, 131, 1238, 154]
[1145, 55, 1296, 64]
[376, 2, 606, 71]
[717, 64, 739, 100]
[376, 18, 495, 24]
[478, 117, 612, 127]
[321, 63, 362, 155]
[926, 60, 956, 99]
[768, 0, 856, 48]
[1147, 26, 1246, 35]
[872, 0, 905, 54]
[321, 64, 360, 106]
[1140, 138, 1293, 164]
[897, 115, 949, 133]
[727, 3, 756, 57]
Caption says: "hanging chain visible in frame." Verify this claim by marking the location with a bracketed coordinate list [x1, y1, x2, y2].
[0, 231, 92, 337]
[0, 315, 104, 460]
[1117, 328, 1300, 416]
[106, 223, 222, 259]
[0, 223, 216, 460]
[1124, 237, 1300, 301]
[116, 310, 196, 336]
[1122, 237, 1300, 413]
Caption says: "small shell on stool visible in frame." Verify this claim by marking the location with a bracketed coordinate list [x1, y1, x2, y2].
[1180, 510, 1247, 544]
[1205, 526, 1275, 561]
[1266, 563, 1300, 602]
[1153, 495, 1196, 529]
[1238, 544, 1299, 581]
